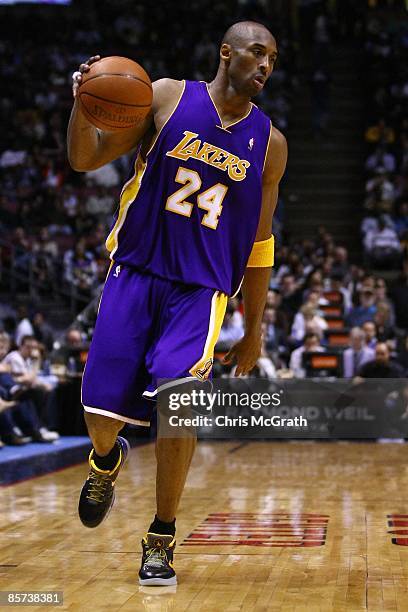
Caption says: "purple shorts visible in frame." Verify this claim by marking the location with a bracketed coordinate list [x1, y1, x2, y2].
[82, 265, 227, 426]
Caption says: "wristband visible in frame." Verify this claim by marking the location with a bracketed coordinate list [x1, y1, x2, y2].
[247, 235, 275, 267]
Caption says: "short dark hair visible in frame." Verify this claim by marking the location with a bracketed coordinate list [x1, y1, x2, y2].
[304, 332, 319, 342]
[222, 21, 274, 47]
[20, 335, 36, 346]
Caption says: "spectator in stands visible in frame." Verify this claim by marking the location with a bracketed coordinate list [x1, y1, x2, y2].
[303, 268, 321, 291]
[265, 289, 289, 334]
[302, 285, 328, 309]
[362, 320, 377, 350]
[327, 273, 352, 313]
[365, 168, 395, 212]
[364, 216, 402, 268]
[51, 327, 87, 374]
[279, 273, 303, 326]
[365, 118, 395, 145]
[289, 332, 324, 379]
[13, 227, 31, 274]
[347, 289, 377, 328]
[290, 303, 328, 344]
[373, 278, 395, 323]
[0, 333, 18, 408]
[61, 184, 79, 227]
[394, 200, 408, 239]
[263, 306, 287, 356]
[3, 335, 59, 441]
[360, 274, 376, 292]
[365, 144, 396, 174]
[63, 238, 98, 298]
[0, 398, 30, 447]
[331, 247, 349, 280]
[32, 311, 54, 353]
[85, 162, 120, 188]
[66, 328, 84, 348]
[14, 304, 34, 347]
[273, 246, 292, 285]
[31, 227, 59, 291]
[356, 342, 404, 379]
[85, 185, 115, 221]
[0, 332, 41, 445]
[390, 259, 408, 330]
[4, 336, 50, 391]
[373, 302, 396, 345]
[32, 227, 58, 260]
[343, 327, 375, 378]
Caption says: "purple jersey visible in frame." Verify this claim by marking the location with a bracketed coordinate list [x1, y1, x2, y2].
[106, 80, 272, 296]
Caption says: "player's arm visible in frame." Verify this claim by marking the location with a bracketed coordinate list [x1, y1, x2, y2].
[67, 56, 182, 171]
[223, 126, 288, 376]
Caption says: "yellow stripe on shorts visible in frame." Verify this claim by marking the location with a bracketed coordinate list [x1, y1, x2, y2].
[190, 291, 228, 380]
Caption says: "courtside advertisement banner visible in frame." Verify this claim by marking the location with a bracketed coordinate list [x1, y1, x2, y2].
[157, 378, 408, 439]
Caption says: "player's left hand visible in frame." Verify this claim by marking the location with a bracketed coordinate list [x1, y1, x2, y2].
[222, 332, 261, 376]
[72, 55, 101, 98]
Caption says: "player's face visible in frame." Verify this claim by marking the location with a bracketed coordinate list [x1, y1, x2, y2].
[227, 33, 278, 97]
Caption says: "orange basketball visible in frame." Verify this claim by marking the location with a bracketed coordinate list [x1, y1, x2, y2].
[78, 56, 152, 131]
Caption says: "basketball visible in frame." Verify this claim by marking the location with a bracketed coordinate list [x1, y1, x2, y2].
[78, 56, 152, 131]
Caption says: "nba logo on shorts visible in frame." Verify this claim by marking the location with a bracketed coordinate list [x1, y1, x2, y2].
[113, 265, 121, 278]
[195, 358, 213, 380]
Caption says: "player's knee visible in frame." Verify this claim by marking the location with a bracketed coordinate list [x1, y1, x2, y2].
[84, 411, 123, 437]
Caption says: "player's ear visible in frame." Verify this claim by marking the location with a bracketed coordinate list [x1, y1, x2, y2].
[220, 43, 232, 63]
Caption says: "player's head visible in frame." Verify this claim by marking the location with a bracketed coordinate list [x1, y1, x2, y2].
[219, 21, 277, 97]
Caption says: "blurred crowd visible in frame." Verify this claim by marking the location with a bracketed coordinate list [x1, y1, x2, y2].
[0, 302, 92, 446]
[361, 3, 408, 267]
[0, 331, 60, 448]
[215, 230, 408, 379]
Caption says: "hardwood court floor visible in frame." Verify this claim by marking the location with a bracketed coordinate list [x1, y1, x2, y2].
[1, 440, 408, 611]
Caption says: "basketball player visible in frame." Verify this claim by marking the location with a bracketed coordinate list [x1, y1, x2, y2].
[68, 21, 287, 585]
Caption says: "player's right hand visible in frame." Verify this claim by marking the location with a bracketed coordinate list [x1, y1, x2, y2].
[72, 55, 101, 99]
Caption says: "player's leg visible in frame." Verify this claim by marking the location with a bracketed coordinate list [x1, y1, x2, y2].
[139, 284, 227, 585]
[78, 413, 130, 528]
[84, 411, 124, 456]
[155, 434, 196, 522]
[137, 435, 196, 587]
[78, 266, 157, 528]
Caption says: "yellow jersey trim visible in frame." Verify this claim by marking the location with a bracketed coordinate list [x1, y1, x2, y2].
[262, 121, 273, 173]
[105, 153, 147, 256]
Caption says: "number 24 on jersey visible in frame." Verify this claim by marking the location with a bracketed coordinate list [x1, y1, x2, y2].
[165, 167, 228, 230]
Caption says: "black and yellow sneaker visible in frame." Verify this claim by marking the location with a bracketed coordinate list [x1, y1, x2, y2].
[139, 533, 177, 586]
[78, 436, 129, 528]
